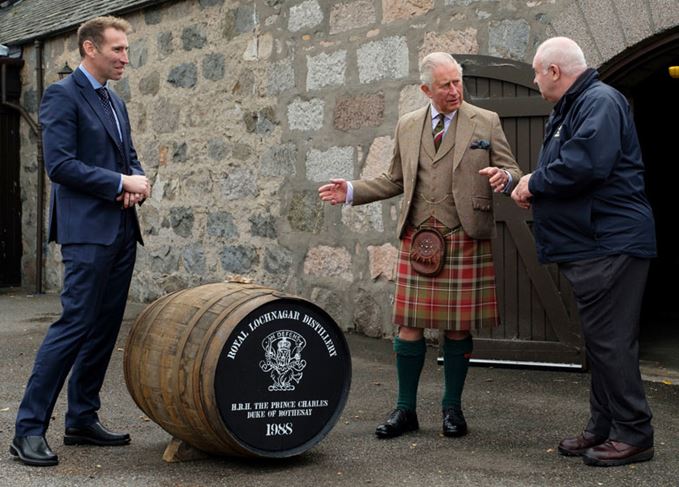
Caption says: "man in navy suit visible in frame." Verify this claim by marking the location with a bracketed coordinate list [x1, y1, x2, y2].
[10, 16, 150, 467]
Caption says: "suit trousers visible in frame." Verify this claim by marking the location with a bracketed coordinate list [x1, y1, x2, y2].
[559, 254, 653, 448]
[15, 209, 137, 436]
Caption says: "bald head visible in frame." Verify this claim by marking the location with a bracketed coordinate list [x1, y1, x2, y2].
[534, 37, 587, 77]
[532, 37, 588, 103]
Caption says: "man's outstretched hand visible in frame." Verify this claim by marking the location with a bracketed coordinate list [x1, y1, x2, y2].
[318, 178, 348, 205]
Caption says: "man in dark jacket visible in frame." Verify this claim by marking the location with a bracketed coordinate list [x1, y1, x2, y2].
[512, 37, 656, 467]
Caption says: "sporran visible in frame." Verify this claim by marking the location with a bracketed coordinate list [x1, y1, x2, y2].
[409, 227, 446, 277]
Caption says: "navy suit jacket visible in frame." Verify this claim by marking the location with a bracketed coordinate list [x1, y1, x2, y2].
[40, 67, 144, 246]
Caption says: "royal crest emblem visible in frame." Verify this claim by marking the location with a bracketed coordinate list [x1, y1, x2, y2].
[259, 330, 307, 391]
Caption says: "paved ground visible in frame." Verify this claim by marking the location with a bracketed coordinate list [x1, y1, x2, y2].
[1, 290, 678, 486]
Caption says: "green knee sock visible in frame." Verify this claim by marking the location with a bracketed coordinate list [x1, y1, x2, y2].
[394, 336, 426, 412]
[442, 335, 473, 409]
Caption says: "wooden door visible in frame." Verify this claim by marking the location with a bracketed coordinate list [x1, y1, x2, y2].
[0, 60, 23, 287]
[458, 55, 584, 367]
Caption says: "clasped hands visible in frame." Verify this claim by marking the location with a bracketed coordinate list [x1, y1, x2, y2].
[119, 174, 152, 209]
[510, 173, 532, 209]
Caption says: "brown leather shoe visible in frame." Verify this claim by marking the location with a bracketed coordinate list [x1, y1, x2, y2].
[558, 431, 606, 456]
[582, 440, 654, 467]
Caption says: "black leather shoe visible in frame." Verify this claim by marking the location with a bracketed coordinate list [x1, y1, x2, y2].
[582, 440, 654, 467]
[375, 408, 419, 439]
[64, 421, 131, 446]
[558, 431, 606, 457]
[10, 436, 59, 466]
[442, 407, 468, 437]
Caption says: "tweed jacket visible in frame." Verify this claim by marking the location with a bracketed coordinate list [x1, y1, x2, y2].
[352, 101, 521, 240]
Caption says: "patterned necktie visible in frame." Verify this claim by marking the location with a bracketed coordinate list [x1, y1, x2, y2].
[95, 87, 120, 140]
[433, 113, 445, 151]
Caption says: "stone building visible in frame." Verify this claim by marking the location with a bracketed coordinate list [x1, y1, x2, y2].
[1, 0, 678, 365]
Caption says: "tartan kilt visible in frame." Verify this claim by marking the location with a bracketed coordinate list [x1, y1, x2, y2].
[393, 220, 499, 331]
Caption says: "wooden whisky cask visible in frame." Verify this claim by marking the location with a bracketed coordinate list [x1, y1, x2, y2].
[123, 282, 351, 458]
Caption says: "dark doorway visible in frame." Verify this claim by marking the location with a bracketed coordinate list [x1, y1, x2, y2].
[0, 58, 23, 288]
[634, 63, 679, 366]
[601, 30, 679, 373]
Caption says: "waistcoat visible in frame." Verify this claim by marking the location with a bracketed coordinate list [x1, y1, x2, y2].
[409, 113, 460, 230]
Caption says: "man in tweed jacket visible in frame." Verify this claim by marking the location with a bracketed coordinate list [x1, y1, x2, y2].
[319, 52, 521, 439]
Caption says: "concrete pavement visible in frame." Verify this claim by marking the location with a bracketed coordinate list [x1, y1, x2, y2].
[1, 290, 677, 486]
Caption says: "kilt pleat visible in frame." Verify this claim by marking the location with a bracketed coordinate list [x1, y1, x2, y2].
[393, 219, 499, 331]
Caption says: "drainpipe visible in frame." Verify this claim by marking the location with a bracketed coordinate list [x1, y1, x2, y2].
[35, 39, 44, 294]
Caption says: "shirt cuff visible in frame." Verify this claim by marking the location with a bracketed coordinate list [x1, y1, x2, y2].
[345, 181, 354, 205]
[502, 170, 513, 194]
[118, 175, 124, 194]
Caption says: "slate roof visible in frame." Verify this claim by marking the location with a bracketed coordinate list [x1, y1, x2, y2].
[0, 0, 169, 46]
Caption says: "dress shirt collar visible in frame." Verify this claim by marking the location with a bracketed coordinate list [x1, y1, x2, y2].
[430, 105, 457, 124]
[79, 64, 109, 90]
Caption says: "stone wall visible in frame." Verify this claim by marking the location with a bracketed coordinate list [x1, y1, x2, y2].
[16, 0, 679, 336]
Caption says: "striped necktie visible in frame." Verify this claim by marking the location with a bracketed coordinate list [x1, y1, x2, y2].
[433, 113, 445, 151]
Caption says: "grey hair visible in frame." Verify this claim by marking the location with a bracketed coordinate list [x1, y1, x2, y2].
[534, 37, 587, 76]
[419, 52, 463, 86]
